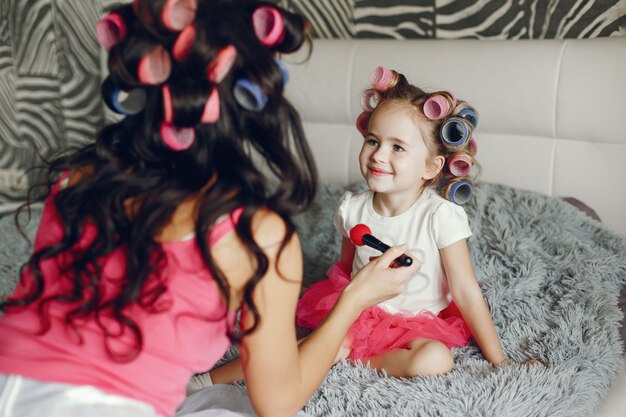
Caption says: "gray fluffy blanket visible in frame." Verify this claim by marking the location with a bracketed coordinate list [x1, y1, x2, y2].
[1, 182, 625, 417]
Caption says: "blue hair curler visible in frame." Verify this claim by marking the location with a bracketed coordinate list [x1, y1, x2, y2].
[102, 77, 147, 115]
[445, 179, 472, 205]
[234, 79, 268, 111]
[274, 58, 289, 85]
[457, 106, 479, 128]
[440, 117, 471, 147]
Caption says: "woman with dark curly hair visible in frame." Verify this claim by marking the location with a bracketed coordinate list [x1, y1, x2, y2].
[0, 2, 418, 416]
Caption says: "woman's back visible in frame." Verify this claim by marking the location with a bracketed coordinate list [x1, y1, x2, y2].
[0, 173, 244, 416]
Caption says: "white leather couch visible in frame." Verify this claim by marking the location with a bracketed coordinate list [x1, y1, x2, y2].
[283, 38, 626, 417]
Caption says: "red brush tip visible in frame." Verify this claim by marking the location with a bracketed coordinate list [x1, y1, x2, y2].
[349, 224, 371, 246]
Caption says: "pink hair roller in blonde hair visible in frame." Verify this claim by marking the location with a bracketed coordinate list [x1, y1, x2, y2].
[356, 111, 371, 136]
[370, 66, 399, 91]
[137, 45, 172, 85]
[423, 92, 456, 120]
[161, 0, 197, 31]
[469, 137, 478, 155]
[162, 86, 220, 124]
[206, 45, 237, 83]
[252, 6, 285, 47]
[360, 89, 380, 112]
[172, 25, 196, 61]
[448, 154, 473, 177]
[160, 122, 195, 151]
[96, 13, 127, 50]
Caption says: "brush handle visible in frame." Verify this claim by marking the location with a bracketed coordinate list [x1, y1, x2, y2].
[362, 234, 412, 266]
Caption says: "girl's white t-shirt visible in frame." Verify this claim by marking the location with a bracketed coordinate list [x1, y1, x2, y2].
[334, 188, 472, 316]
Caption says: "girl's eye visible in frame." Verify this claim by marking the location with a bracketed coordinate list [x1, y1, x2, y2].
[393, 145, 404, 152]
[366, 138, 378, 147]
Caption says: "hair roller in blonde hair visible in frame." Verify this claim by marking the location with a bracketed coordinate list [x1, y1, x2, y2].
[252, 6, 285, 47]
[356, 111, 371, 136]
[137, 45, 172, 85]
[448, 154, 473, 177]
[469, 137, 478, 155]
[96, 12, 128, 50]
[161, 0, 197, 31]
[440, 117, 472, 147]
[457, 105, 479, 128]
[423, 91, 456, 120]
[370, 66, 399, 91]
[442, 178, 472, 205]
[360, 89, 380, 112]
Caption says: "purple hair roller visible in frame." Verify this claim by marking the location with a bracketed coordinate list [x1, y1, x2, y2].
[440, 117, 471, 147]
[457, 106, 479, 128]
[445, 179, 472, 205]
[274, 58, 289, 85]
[234, 79, 268, 111]
[448, 154, 473, 177]
[360, 89, 380, 112]
[102, 78, 146, 115]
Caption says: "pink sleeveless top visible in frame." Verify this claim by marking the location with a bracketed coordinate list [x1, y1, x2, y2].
[0, 179, 241, 417]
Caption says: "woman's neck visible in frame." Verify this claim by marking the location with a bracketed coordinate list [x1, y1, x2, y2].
[372, 186, 426, 217]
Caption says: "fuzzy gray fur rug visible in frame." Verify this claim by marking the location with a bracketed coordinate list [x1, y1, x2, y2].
[1, 182, 625, 417]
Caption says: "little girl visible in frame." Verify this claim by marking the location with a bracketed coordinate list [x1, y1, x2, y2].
[0, 2, 418, 416]
[296, 67, 509, 377]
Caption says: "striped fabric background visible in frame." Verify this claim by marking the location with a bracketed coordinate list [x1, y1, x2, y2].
[0, 0, 625, 205]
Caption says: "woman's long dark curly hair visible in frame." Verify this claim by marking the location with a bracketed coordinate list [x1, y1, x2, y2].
[0, 0, 317, 361]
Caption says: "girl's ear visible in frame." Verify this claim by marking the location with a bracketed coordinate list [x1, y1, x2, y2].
[424, 155, 445, 180]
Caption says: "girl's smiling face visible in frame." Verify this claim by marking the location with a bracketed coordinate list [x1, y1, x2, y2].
[359, 101, 442, 197]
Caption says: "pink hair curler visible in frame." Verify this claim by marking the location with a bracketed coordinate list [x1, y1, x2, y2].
[469, 137, 478, 155]
[137, 45, 172, 85]
[252, 6, 285, 47]
[172, 25, 196, 61]
[370, 66, 399, 91]
[423, 92, 456, 120]
[96, 13, 127, 50]
[162, 86, 220, 124]
[356, 111, 371, 136]
[160, 121, 196, 151]
[161, 0, 197, 31]
[360, 89, 380, 112]
[206, 45, 237, 83]
[162, 85, 174, 123]
[448, 154, 473, 177]
[201, 88, 220, 123]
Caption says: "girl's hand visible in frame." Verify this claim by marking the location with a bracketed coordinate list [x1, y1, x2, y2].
[345, 244, 421, 310]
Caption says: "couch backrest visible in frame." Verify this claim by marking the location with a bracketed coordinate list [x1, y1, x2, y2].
[283, 38, 626, 237]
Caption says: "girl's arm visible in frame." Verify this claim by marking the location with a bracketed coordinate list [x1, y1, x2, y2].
[440, 239, 508, 365]
[230, 209, 416, 417]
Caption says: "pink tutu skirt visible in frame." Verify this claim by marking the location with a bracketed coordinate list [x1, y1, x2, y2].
[296, 261, 471, 361]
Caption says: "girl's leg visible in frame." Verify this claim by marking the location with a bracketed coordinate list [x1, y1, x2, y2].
[364, 338, 454, 378]
[209, 359, 244, 384]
